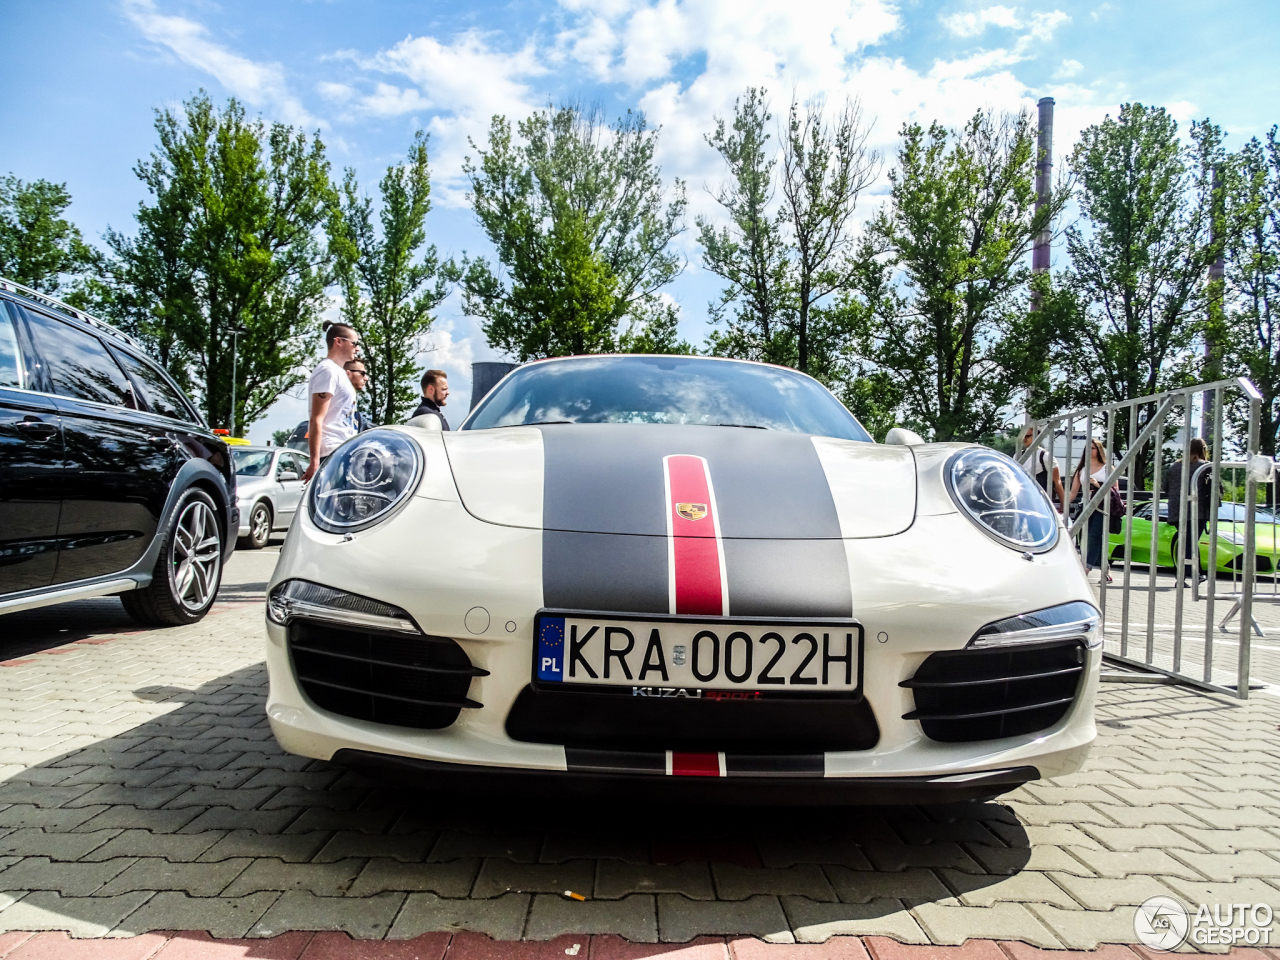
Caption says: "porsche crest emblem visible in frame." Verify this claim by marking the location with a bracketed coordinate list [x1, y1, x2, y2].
[676, 502, 708, 521]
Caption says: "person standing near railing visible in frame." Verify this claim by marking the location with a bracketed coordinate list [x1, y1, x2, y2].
[1165, 438, 1214, 585]
[1020, 425, 1065, 512]
[1068, 439, 1116, 582]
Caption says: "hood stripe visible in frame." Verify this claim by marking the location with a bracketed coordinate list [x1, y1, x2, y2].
[664, 455, 729, 616]
[539, 425, 853, 617]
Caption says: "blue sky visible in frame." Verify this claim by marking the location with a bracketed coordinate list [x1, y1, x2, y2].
[3, 0, 1277, 441]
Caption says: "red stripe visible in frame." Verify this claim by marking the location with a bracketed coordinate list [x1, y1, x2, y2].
[670, 752, 721, 777]
[666, 455, 724, 616]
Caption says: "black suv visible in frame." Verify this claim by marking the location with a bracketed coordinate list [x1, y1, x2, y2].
[0, 279, 237, 626]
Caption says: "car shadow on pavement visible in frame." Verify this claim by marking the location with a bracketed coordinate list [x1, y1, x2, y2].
[0, 662, 1032, 941]
[0, 597, 140, 659]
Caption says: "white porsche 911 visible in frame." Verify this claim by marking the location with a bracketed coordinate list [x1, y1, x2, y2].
[264, 355, 1099, 803]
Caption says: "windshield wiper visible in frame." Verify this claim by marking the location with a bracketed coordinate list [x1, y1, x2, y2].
[711, 423, 766, 429]
[506, 420, 575, 427]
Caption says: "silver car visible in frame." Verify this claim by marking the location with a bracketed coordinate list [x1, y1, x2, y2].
[233, 447, 310, 549]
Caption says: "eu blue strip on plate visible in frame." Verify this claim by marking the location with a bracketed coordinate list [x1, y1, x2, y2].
[537, 617, 566, 682]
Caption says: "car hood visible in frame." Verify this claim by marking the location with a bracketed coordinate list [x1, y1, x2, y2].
[442, 423, 915, 538]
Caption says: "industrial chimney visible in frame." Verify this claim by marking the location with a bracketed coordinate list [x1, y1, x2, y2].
[1032, 97, 1054, 276]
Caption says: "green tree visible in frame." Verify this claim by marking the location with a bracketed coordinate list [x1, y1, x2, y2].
[0, 175, 99, 293]
[699, 89, 794, 364]
[850, 111, 1066, 441]
[778, 96, 878, 374]
[272, 428, 293, 447]
[1222, 128, 1280, 459]
[331, 132, 448, 425]
[1057, 104, 1222, 410]
[454, 104, 688, 360]
[100, 92, 335, 434]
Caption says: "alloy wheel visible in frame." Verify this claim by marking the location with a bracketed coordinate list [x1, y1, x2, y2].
[251, 503, 271, 546]
[171, 499, 221, 611]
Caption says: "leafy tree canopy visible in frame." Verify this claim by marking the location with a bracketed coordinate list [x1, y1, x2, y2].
[331, 131, 447, 425]
[0, 175, 99, 293]
[95, 91, 335, 434]
[847, 110, 1066, 441]
[453, 104, 690, 360]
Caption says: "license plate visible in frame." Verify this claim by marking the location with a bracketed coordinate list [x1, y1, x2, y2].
[533, 611, 862, 695]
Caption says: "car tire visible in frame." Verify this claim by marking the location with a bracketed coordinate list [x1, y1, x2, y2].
[122, 487, 224, 627]
[240, 501, 272, 550]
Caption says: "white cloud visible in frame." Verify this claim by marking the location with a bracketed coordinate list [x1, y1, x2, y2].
[939, 6, 1070, 47]
[354, 30, 546, 203]
[123, 0, 320, 128]
[941, 5, 1021, 37]
[1027, 10, 1070, 39]
[358, 82, 432, 117]
[1054, 58, 1083, 79]
[317, 81, 355, 102]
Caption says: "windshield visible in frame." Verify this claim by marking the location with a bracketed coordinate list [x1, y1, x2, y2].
[232, 450, 273, 477]
[1219, 503, 1280, 523]
[463, 356, 872, 442]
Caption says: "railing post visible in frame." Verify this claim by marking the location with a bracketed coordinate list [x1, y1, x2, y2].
[1204, 387, 1223, 684]
[1238, 380, 1262, 699]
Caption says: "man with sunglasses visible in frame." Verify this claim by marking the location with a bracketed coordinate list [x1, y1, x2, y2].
[344, 359, 372, 433]
[302, 322, 361, 482]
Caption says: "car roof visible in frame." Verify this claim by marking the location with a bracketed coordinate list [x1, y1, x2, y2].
[0, 277, 142, 351]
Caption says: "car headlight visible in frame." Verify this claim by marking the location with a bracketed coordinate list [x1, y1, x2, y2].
[946, 448, 1058, 552]
[1218, 530, 1246, 546]
[309, 429, 422, 534]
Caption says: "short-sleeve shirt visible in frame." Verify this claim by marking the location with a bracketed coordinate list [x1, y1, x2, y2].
[308, 358, 358, 456]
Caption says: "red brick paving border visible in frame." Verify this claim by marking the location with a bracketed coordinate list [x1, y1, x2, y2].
[0, 933, 1265, 959]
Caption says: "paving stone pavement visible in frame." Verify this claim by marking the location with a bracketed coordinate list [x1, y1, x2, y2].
[0, 548, 1278, 953]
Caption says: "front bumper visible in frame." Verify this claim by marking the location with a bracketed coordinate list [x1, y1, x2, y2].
[264, 490, 1099, 800]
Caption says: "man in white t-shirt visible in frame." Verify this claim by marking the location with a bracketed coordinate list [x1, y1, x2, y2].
[301, 322, 360, 482]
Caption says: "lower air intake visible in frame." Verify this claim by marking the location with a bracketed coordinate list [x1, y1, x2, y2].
[288, 621, 485, 730]
[901, 639, 1085, 743]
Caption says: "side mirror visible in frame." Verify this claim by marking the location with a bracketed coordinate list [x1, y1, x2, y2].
[277, 470, 299, 482]
[885, 427, 925, 446]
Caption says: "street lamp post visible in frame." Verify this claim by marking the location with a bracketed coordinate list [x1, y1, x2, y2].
[229, 324, 247, 437]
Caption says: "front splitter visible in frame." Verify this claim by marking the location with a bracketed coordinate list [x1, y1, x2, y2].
[332, 748, 1038, 806]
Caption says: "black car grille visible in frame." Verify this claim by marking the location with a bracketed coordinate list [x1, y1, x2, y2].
[288, 621, 486, 730]
[505, 685, 880, 753]
[900, 639, 1085, 743]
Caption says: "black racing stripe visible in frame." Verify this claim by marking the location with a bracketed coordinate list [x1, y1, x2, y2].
[539, 423, 852, 617]
[542, 424, 667, 535]
[539, 424, 843, 538]
[565, 748, 665, 775]
[725, 754, 824, 777]
[542, 530, 668, 613]
[722, 539, 852, 617]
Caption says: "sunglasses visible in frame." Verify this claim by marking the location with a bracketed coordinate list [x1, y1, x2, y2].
[349, 370, 369, 377]
[336, 335, 361, 347]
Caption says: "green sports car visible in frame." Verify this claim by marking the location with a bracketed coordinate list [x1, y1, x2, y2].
[1107, 500, 1280, 573]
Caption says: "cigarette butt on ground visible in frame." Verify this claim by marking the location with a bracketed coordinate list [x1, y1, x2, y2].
[564, 890, 587, 901]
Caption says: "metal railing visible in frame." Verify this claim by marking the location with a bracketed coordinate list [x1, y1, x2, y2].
[1018, 377, 1266, 699]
